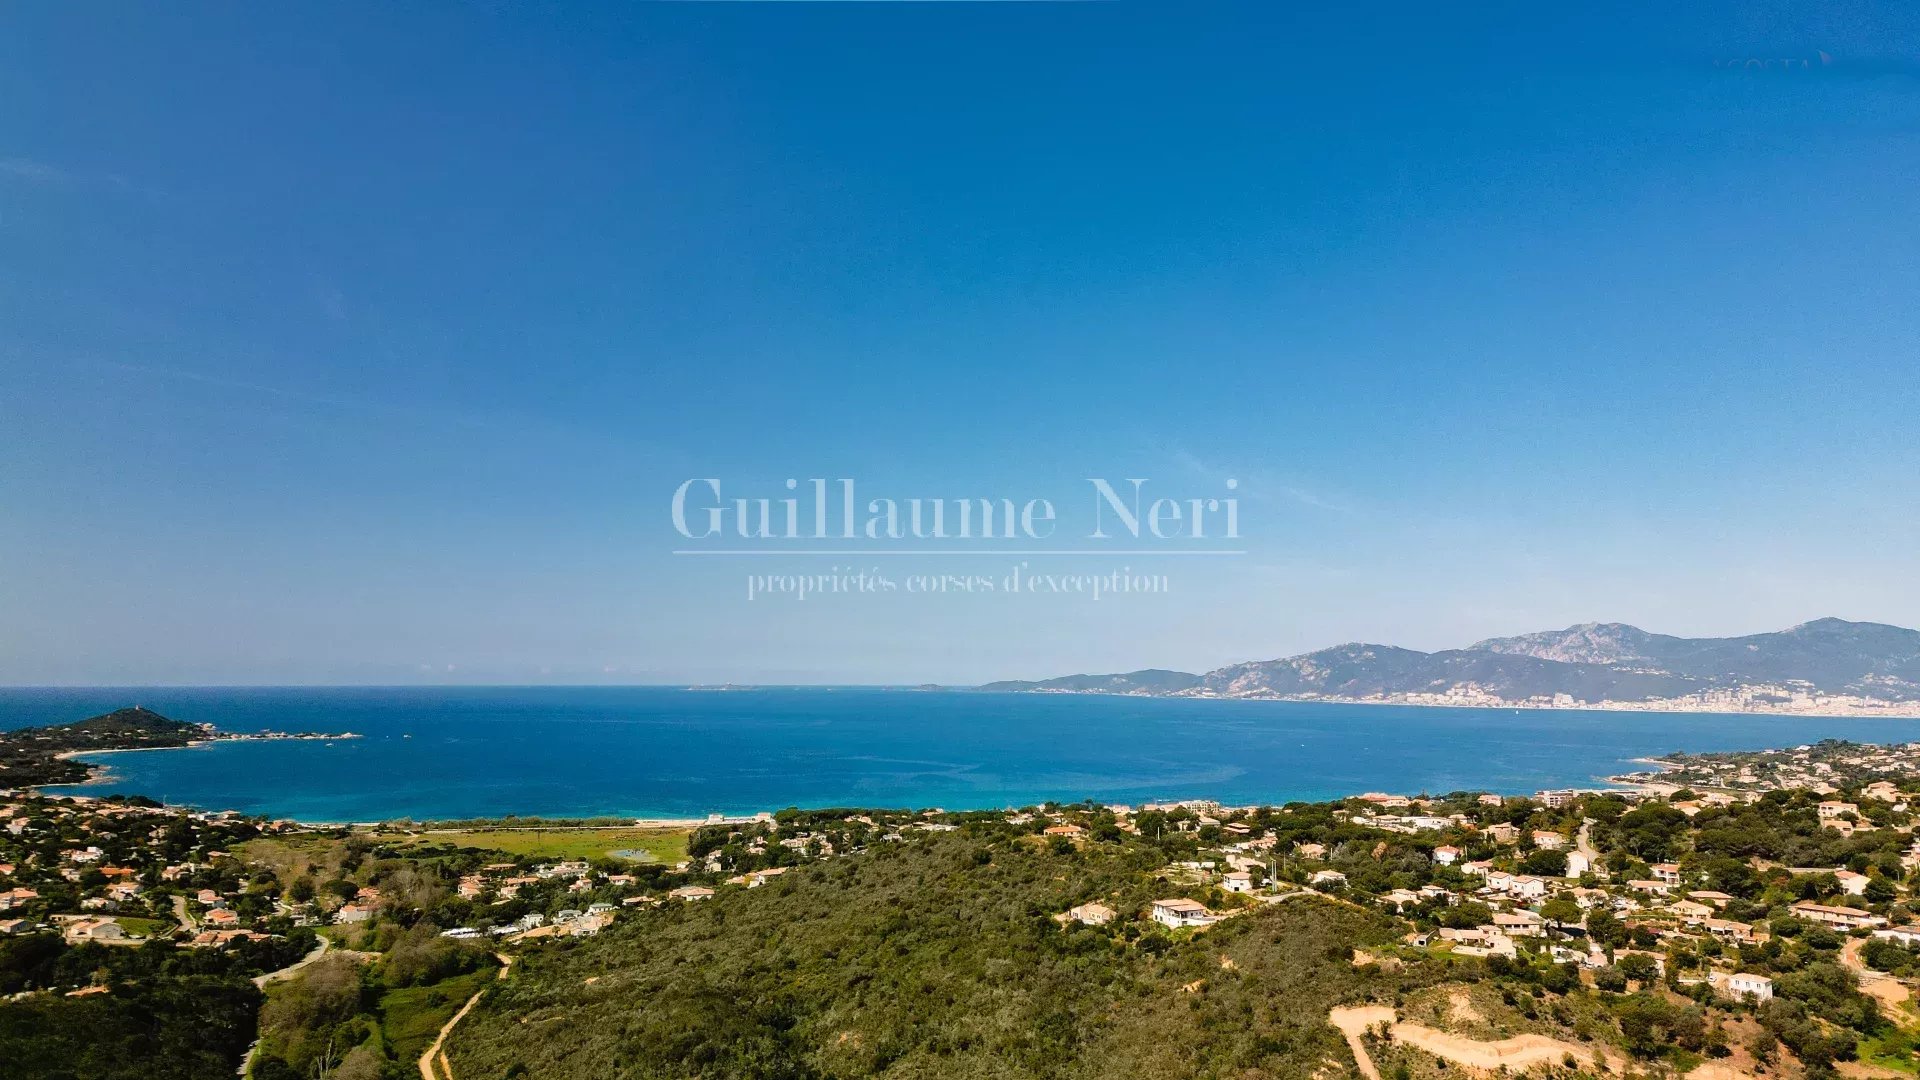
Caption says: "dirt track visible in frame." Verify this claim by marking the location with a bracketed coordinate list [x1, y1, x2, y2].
[1330, 1003, 1628, 1076]
[1327, 1006, 1392, 1080]
[1842, 937, 1913, 1014]
[419, 954, 512, 1080]
[1393, 1020, 1624, 1073]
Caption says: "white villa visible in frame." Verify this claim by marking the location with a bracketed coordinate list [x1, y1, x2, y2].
[1150, 898, 1215, 929]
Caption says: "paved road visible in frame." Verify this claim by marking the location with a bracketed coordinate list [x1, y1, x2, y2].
[171, 894, 196, 932]
[1576, 819, 1603, 865]
[252, 935, 333, 988]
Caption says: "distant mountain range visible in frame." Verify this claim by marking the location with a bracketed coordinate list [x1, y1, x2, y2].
[973, 618, 1920, 715]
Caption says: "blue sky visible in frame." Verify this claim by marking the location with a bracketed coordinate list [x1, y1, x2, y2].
[2, 3, 1917, 684]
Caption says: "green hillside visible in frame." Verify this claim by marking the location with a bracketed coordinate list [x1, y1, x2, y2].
[447, 833, 1416, 1079]
[59, 706, 202, 739]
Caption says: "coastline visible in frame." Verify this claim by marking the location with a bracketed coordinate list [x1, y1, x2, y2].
[52, 732, 360, 761]
[55, 739, 216, 759]
[44, 754, 1652, 831]
[1599, 755, 1680, 794]
[976, 688, 1920, 719]
[3, 754, 1770, 830]
[39, 733, 362, 804]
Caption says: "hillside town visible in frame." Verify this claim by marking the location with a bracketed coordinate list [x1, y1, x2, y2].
[0, 796, 920, 958]
[1053, 784, 1920, 1008]
[1614, 739, 1920, 797]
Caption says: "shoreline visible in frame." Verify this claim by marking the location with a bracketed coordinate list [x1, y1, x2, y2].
[45, 769, 1651, 833]
[975, 688, 1920, 719]
[53, 732, 361, 761]
[55, 739, 216, 760]
[1599, 755, 1681, 794]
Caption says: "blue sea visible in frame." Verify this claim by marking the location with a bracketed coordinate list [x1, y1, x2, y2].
[1, 686, 1914, 822]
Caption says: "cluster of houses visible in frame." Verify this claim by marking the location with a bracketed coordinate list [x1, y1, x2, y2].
[0, 791, 308, 949]
[3, 796, 987, 964]
[1423, 794, 1920, 1000]
[1035, 783, 1920, 1009]
[1617, 742, 1920, 800]
[689, 810, 973, 880]
[443, 900, 620, 941]
[441, 836, 846, 941]
[445, 859, 651, 938]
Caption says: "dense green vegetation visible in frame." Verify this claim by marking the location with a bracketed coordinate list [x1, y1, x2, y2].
[249, 944, 498, 1080]
[1599, 788, 1910, 871]
[0, 931, 315, 995]
[0, 932, 315, 1080]
[0, 975, 260, 1080]
[449, 831, 1422, 1079]
[437, 787, 1920, 1080]
[12, 739, 1920, 1079]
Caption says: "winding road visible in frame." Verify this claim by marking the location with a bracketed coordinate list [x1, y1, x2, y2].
[1330, 1003, 1628, 1077]
[1842, 936, 1913, 1015]
[419, 953, 512, 1080]
[171, 894, 196, 932]
[1576, 818, 1603, 869]
[252, 935, 333, 988]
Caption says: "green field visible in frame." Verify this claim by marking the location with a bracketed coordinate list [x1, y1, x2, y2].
[1861, 1028, 1920, 1075]
[234, 835, 355, 882]
[375, 965, 499, 1065]
[113, 916, 173, 938]
[382, 825, 690, 864]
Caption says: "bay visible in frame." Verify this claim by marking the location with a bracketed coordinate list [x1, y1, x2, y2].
[1, 686, 1912, 822]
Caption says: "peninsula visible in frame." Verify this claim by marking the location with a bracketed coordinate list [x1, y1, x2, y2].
[0, 707, 359, 788]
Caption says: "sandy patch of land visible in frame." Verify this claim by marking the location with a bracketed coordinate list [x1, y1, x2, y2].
[1329, 1002, 1628, 1077]
[1350, 948, 1404, 972]
[1843, 938, 1913, 1013]
[1687, 1063, 1762, 1080]
[1393, 1021, 1625, 1074]
[1448, 988, 1484, 1025]
[1327, 1005, 1393, 1080]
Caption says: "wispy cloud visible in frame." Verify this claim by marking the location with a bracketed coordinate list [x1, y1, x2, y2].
[90, 357, 494, 430]
[68, 354, 684, 468]
[0, 158, 69, 183]
[1169, 448, 1354, 514]
[0, 156, 153, 197]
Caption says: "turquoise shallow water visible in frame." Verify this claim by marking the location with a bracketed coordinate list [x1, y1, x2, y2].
[1, 686, 1913, 821]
